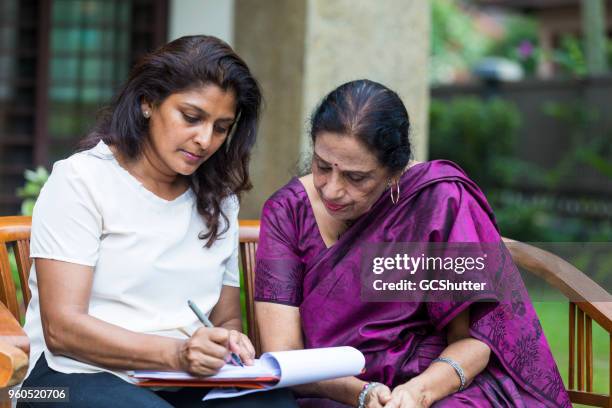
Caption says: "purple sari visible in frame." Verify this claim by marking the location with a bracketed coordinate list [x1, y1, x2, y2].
[255, 160, 571, 408]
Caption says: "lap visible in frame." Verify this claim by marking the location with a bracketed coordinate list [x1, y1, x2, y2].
[431, 368, 537, 408]
[19, 355, 297, 408]
[18, 355, 171, 408]
[205, 389, 298, 408]
[297, 398, 351, 408]
[431, 383, 491, 408]
[295, 385, 491, 408]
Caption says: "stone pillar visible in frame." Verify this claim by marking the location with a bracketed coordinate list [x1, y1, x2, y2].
[581, 0, 608, 75]
[235, 0, 430, 218]
[168, 0, 234, 44]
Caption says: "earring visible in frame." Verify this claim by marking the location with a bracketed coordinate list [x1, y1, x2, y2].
[143, 110, 151, 118]
[390, 180, 400, 204]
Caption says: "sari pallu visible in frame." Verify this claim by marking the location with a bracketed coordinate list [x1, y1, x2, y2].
[255, 160, 571, 408]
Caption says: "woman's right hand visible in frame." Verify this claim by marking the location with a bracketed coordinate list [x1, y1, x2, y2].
[177, 327, 230, 376]
[365, 384, 392, 408]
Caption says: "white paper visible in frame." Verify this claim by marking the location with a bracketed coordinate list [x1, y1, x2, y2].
[132, 359, 280, 381]
[203, 346, 365, 401]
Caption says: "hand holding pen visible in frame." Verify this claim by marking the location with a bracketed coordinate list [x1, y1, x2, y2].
[188, 300, 254, 367]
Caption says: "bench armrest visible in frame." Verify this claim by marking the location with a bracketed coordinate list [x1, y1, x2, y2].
[0, 303, 29, 386]
[503, 239, 612, 332]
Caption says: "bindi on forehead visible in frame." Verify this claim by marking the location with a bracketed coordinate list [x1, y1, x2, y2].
[315, 133, 379, 170]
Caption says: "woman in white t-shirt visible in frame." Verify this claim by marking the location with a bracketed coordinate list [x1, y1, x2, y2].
[19, 35, 297, 408]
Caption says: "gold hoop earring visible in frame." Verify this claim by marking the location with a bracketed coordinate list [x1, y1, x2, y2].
[390, 180, 400, 204]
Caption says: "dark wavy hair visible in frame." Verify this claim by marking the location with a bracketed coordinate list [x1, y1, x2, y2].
[310, 79, 411, 174]
[80, 35, 262, 247]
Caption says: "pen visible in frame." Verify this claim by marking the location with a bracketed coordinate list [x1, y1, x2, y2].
[187, 300, 244, 367]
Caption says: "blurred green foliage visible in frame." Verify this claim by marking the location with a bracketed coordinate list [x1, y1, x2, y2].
[429, 96, 612, 242]
[16, 167, 50, 216]
[430, 0, 491, 83]
[430, 1, 612, 82]
[488, 15, 540, 75]
[429, 97, 522, 188]
[553, 35, 588, 77]
[542, 101, 612, 184]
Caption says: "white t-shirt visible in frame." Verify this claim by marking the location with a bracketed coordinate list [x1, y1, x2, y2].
[23, 140, 240, 382]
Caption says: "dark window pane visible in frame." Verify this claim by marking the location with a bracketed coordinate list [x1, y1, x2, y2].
[50, 57, 80, 81]
[51, 28, 82, 52]
[49, 84, 78, 101]
[82, 58, 103, 81]
[52, 0, 82, 24]
[82, 28, 103, 51]
[0, 0, 166, 214]
[47, 0, 135, 162]
[0, 26, 17, 48]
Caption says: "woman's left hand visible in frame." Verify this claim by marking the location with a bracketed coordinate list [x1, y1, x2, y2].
[384, 380, 430, 408]
[227, 329, 256, 365]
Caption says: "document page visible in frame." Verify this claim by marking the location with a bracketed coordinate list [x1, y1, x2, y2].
[203, 346, 365, 400]
[132, 358, 280, 381]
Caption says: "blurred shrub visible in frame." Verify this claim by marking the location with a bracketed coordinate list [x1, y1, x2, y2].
[542, 101, 612, 185]
[430, 0, 491, 84]
[489, 15, 540, 76]
[429, 96, 536, 239]
[553, 35, 588, 77]
[16, 167, 49, 216]
[429, 97, 612, 242]
[430, 2, 611, 82]
[429, 97, 522, 188]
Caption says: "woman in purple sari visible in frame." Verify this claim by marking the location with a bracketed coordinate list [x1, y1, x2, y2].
[254, 80, 570, 408]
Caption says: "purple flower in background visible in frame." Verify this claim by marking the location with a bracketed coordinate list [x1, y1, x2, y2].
[518, 40, 534, 58]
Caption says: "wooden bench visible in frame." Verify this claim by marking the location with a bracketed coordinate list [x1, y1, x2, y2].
[1, 216, 611, 407]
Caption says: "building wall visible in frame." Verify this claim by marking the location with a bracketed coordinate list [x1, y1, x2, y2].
[301, 0, 430, 160]
[235, 0, 431, 218]
[234, 0, 308, 218]
[169, 0, 234, 44]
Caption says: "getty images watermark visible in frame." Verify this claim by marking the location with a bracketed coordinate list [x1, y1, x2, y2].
[360, 242, 612, 303]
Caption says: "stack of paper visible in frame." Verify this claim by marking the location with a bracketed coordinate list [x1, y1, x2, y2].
[129, 346, 365, 398]
[132, 359, 281, 388]
[203, 346, 365, 400]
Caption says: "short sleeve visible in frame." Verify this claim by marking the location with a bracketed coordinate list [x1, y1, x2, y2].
[424, 182, 503, 331]
[254, 198, 304, 306]
[30, 159, 102, 266]
[221, 196, 240, 287]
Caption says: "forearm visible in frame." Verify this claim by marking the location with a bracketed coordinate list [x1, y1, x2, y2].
[409, 338, 491, 406]
[217, 317, 243, 332]
[293, 376, 366, 407]
[257, 302, 368, 403]
[44, 312, 182, 371]
[209, 286, 244, 333]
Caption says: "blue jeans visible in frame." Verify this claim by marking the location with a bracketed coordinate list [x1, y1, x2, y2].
[17, 355, 298, 408]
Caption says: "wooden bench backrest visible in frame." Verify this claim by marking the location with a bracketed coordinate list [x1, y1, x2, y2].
[503, 238, 612, 407]
[0, 216, 32, 321]
[238, 220, 261, 355]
